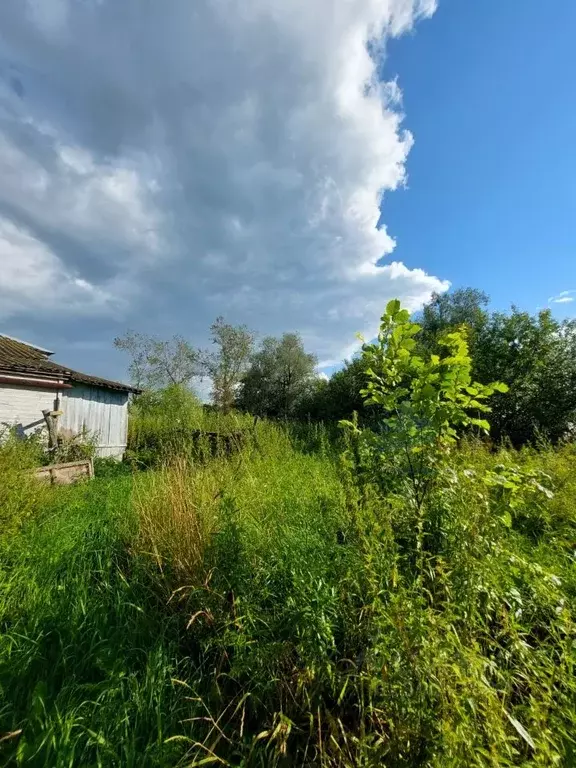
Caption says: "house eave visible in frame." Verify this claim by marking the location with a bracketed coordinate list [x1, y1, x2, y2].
[0, 373, 73, 389]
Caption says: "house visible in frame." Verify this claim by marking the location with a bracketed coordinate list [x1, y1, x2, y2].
[0, 334, 140, 459]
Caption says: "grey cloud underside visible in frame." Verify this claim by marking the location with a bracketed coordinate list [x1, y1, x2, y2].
[0, 0, 447, 368]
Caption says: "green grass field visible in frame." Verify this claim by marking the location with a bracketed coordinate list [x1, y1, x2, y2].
[1, 423, 575, 766]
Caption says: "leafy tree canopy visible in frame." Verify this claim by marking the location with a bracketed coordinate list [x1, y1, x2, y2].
[413, 287, 489, 364]
[416, 289, 576, 445]
[201, 317, 254, 413]
[297, 357, 367, 422]
[114, 331, 201, 391]
[237, 333, 317, 418]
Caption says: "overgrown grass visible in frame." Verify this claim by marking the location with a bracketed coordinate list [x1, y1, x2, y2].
[1, 428, 575, 766]
[127, 385, 256, 468]
[0, 475, 193, 766]
[0, 433, 50, 542]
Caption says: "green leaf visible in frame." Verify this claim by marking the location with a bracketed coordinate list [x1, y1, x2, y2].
[406, 323, 422, 336]
[534, 482, 554, 499]
[386, 298, 401, 317]
[338, 419, 359, 432]
[504, 711, 536, 750]
[420, 383, 437, 399]
[500, 511, 512, 528]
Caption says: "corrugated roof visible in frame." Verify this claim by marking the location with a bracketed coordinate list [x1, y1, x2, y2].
[0, 335, 140, 393]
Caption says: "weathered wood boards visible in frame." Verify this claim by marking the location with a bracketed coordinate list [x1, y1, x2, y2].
[34, 459, 94, 485]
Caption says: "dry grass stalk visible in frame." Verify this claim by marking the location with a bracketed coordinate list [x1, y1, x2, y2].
[134, 455, 220, 582]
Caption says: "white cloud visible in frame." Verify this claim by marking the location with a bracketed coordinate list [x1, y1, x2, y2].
[0, 0, 447, 365]
[0, 129, 162, 267]
[0, 216, 114, 319]
[549, 290, 575, 305]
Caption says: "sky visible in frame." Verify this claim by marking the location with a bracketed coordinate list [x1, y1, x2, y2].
[0, 0, 574, 384]
[381, 0, 576, 319]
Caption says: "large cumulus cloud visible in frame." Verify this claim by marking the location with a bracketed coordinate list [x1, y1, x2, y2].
[0, 0, 447, 370]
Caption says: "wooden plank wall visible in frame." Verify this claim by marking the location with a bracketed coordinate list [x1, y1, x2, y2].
[61, 385, 129, 458]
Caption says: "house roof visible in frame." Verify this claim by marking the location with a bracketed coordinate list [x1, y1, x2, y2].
[0, 334, 55, 356]
[0, 335, 140, 394]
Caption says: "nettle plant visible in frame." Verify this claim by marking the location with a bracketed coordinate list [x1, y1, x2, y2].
[341, 299, 508, 516]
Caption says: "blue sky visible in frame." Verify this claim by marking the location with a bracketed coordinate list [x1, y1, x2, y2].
[383, 0, 576, 318]
[0, 0, 574, 385]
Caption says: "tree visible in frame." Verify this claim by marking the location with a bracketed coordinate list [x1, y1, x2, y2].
[237, 333, 317, 417]
[415, 287, 489, 359]
[201, 317, 254, 413]
[341, 299, 507, 514]
[297, 357, 368, 421]
[416, 289, 576, 445]
[299, 289, 490, 424]
[474, 309, 576, 445]
[114, 331, 201, 390]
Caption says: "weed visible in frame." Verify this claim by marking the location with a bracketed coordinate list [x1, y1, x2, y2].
[1, 310, 575, 765]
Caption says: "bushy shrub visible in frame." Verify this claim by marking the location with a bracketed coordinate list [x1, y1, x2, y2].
[93, 456, 133, 479]
[127, 384, 204, 467]
[48, 426, 98, 465]
[127, 384, 255, 467]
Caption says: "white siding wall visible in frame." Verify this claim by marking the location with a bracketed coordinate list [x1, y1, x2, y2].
[61, 385, 129, 459]
[0, 384, 56, 438]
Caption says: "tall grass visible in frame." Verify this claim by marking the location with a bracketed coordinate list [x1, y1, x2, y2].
[127, 384, 256, 467]
[0, 431, 50, 542]
[0, 470, 194, 766]
[1, 425, 575, 765]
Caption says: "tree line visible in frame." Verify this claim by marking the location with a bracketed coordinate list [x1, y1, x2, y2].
[115, 287, 576, 445]
[114, 318, 318, 417]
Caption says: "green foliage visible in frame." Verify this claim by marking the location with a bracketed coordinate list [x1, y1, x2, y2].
[341, 299, 508, 511]
[0, 430, 346, 766]
[297, 356, 368, 421]
[131, 382, 203, 422]
[114, 330, 201, 390]
[0, 430, 49, 541]
[416, 289, 576, 445]
[483, 462, 554, 536]
[237, 332, 318, 417]
[128, 386, 193, 467]
[0, 476, 188, 767]
[114, 319, 254, 413]
[415, 287, 489, 359]
[475, 308, 576, 445]
[3, 432, 575, 766]
[201, 316, 255, 412]
[127, 384, 253, 467]
[2, 305, 576, 767]
[93, 456, 134, 479]
[50, 426, 98, 464]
